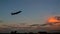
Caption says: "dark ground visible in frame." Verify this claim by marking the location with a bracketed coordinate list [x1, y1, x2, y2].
[0, 31, 60, 34]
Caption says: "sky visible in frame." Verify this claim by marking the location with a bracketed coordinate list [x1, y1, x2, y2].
[0, 0, 60, 33]
[0, 0, 60, 24]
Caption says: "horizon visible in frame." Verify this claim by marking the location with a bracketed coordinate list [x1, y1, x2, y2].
[0, 0, 60, 33]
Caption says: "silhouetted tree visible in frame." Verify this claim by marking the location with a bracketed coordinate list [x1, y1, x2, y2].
[10, 31, 14, 34]
[29, 32, 34, 34]
[14, 31, 17, 34]
[10, 31, 17, 34]
[24, 32, 27, 34]
[37, 31, 47, 34]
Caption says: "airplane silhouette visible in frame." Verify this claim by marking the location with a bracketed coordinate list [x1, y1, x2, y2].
[11, 11, 22, 15]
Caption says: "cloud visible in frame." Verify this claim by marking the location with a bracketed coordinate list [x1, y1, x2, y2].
[29, 24, 40, 26]
[0, 23, 60, 33]
[40, 23, 60, 32]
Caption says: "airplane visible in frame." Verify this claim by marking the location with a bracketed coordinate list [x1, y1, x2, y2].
[11, 11, 22, 15]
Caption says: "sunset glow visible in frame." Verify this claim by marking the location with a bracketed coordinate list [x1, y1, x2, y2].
[47, 16, 60, 23]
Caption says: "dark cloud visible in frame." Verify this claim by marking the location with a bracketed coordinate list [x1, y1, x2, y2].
[40, 24, 47, 26]
[29, 24, 40, 26]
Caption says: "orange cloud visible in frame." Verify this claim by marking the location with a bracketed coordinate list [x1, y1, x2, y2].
[47, 16, 60, 23]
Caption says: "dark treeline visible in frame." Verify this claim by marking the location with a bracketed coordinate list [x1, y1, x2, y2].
[0, 31, 60, 34]
[10, 31, 60, 34]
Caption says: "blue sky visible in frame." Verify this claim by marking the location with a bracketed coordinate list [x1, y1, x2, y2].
[0, 0, 60, 24]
